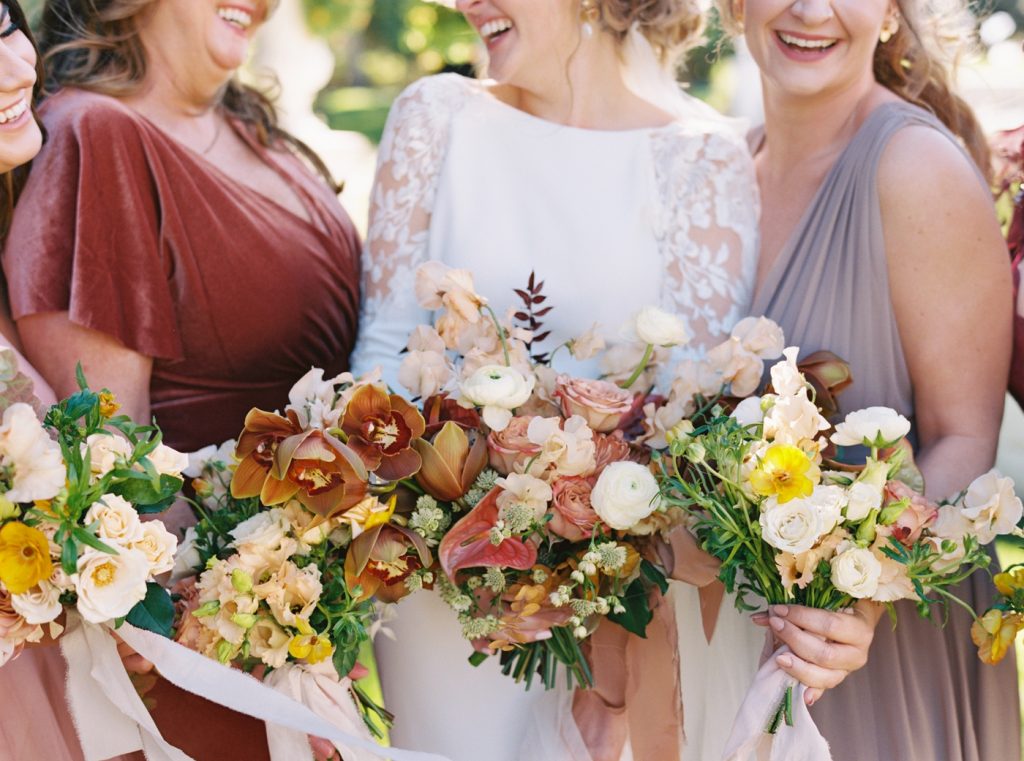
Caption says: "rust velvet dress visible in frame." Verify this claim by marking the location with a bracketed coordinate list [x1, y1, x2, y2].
[3, 87, 361, 760]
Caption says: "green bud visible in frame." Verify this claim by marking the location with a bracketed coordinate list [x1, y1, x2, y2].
[0, 495, 20, 521]
[193, 600, 220, 618]
[855, 509, 879, 545]
[940, 539, 958, 554]
[230, 613, 258, 629]
[216, 639, 235, 664]
[231, 569, 254, 594]
[878, 499, 909, 526]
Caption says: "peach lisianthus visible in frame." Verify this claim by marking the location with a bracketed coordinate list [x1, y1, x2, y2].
[554, 375, 634, 433]
[776, 530, 846, 593]
[255, 560, 323, 629]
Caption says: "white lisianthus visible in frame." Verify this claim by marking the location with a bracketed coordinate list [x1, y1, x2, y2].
[845, 481, 884, 522]
[959, 469, 1024, 544]
[459, 365, 535, 432]
[830, 542, 883, 599]
[759, 496, 830, 555]
[12, 579, 63, 625]
[85, 495, 145, 545]
[769, 347, 805, 397]
[831, 407, 911, 448]
[809, 485, 847, 532]
[248, 618, 291, 669]
[83, 433, 132, 477]
[0, 404, 66, 502]
[147, 444, 189, 478]
[133, 521, 178, 577]
[591, 462, 661, 530]
[75, 547, 150, 624]
[633, 306, 690, 348]
[731, 396, 766, 427]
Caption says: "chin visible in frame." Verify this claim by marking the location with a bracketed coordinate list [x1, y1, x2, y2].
[0, 128, 43, 174]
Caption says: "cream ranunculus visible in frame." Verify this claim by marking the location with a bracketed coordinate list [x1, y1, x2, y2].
[0, 404, 66, 503]
[11, 579, 63, 625]
[590, 462, 661, 530]
[147, 443, 190, 478]
[75, 547, 151, 623]
[85, 495, 145, 545]
[759, 496, 830, 555]
[634, 306, 690, 348]
[830, 542, 883, 599]
[960, 469, 1024, 544]
[83, 433, 132, 477]
[133, 521, 178, 577]
[459, 365, 535, 432]
[831, 407, 911, 449]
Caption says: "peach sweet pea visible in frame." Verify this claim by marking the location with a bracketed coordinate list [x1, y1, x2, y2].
[554, 375, 635, 433]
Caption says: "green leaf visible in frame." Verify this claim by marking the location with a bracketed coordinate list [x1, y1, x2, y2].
[71, 526, 119, 555]
[607, 577, 653, 638]
[640, 558, 669, 595]
[332, 643, 359, 680]
[61, 534, 78, 576]
[109, 474, 183, 512]
[125, 582, 175, 637]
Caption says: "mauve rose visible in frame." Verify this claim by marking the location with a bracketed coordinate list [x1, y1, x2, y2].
[487, 416, 541, 475]
[172, 577, 207, 650]
[885, 481, 938, 546]
[0, 588, 39, 664]
[554, 375, 635, 433]
[549, 477, 601, 541]
[593, 431, 647, 473]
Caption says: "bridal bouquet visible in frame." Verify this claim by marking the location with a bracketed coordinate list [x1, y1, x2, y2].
[172, 369, 437, 739]
[655, 345, 1022, 758]
[394, 263, 773, 690]
[0, 365, 184, 665]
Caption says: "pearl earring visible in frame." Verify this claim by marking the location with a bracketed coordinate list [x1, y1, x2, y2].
[581, 0, 600, 38]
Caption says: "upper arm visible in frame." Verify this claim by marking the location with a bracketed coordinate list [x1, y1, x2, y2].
[879, 127, 1011, 454]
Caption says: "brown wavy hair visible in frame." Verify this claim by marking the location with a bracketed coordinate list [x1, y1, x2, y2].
[599, 0, 706, 66]
[717, 0, 991, 177]
[0, 0, 44, 246]
[37, 0, 338, 190]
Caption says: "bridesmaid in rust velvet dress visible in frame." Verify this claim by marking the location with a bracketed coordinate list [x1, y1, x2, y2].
[3, 1, 361, 759]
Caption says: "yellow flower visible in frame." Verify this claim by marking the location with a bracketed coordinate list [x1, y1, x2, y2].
[0, 522, 53, 594]
[994, 568, 1024, 598]
[749, 444, 817, 504]
[971, 608, 1023, 665]
[340, 495, 396, 537]
[98, 392, 120, 419]
[288, 633, 333, 664]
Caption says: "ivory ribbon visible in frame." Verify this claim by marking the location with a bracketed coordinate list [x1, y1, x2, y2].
[60, 611, 452, 761]
[572, 582, 683, 761]
[722, 639, 832, 761]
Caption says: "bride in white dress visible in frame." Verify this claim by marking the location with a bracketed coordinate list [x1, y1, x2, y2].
[351, 1, 763, 758]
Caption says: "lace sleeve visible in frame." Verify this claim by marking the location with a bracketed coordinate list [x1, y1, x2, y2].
[349, 75, 471, 385]
[652, 128, 760, 354]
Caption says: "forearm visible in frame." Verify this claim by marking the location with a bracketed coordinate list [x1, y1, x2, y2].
[916, 431, 999, 502]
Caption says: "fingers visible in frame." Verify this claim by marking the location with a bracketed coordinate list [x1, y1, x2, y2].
[768, 614, 867, 672]
[775, 650, 846, 691]
[115, 638, 155, 675]
[804, 687, 824, 707]
[768, 604, 871, 646]
[309, 736, 341, 761]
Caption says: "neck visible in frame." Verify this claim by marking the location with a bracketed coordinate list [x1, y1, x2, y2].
[510, 33, 642, 129]
[760, 76, 885, 171]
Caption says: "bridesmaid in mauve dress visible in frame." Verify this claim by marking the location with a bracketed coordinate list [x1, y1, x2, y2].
[716, 0, 1019, 759]
[2, 1, 361, 759]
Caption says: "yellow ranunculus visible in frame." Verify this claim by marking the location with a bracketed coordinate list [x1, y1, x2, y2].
[749, 444, 816, 504]
[288, 633, 333, 664]
[971, 609, 1023, 665]
[0, 521, 53, 594]
[994, 568, 1024, 598]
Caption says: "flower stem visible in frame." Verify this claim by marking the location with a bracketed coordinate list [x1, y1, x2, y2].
[619, 343, 654, 390]
[482, 305, 512, 367]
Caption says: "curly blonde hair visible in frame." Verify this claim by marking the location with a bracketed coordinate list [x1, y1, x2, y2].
[598, 0, 706, 65]
[716, 0, 989, 176]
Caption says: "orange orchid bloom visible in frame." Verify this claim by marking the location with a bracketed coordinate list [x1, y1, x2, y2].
[345, 523, 433, 604]
[413, 421, 487, 502]
[231, 408, 368, 521]
[341, 384, 426, 481]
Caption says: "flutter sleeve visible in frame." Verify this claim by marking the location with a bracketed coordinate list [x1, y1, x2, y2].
[652, 127, 760, 353]
[3, 93, 183, 361]
[349, 74, 470, 387]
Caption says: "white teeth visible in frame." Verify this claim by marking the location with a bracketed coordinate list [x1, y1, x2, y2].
[217, 7, 252, 30]
[0, 98, 27, 125]
[480, 18, 513, 40]
[778, 32, 836, 50]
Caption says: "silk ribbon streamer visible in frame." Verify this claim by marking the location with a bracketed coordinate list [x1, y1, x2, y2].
[722, 639, 832, 761]
[60, 611, 452, 761]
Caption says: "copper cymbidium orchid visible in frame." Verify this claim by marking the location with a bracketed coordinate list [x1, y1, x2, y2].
[341, 383, 426, 482]
[413, 420, 487, 502]
[345, 522, 433, 604]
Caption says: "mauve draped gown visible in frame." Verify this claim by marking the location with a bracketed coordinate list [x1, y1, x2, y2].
[2, 86, 361, 761]
[750, 101, 1020, 761]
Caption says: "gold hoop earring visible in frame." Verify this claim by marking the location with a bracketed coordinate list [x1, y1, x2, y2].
[581, 0, 600, 38]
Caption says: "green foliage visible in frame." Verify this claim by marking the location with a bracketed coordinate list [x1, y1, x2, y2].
[126, 582, 177, 637]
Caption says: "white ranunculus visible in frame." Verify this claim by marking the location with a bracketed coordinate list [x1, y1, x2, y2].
[12, 579, 63, 625]
[731, 317, 785, 360]
[75, 547, 150, 624]
[634, 306, 690, 348]
[769, 347, 805, 397]
[147, 444, 189, 478]
[0, 404, 66, 502]
[731, 396, 765, 427]
[831, 407, 911, 448]
[759, 496, 830, 555]
[133, 521, 178, 577]
[960, 469, 1024, 544]
[83, 432, 132, 477]
[459, 365, 535, 432]
[830, 542, 883, 599]
[85, 495, 144, 545]
[845, 481, 883, 522]
[591, 462, 661, 530]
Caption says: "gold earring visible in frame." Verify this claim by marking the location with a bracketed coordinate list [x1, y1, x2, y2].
[879, 19, 899, 44]
[581, 0, 600, 38]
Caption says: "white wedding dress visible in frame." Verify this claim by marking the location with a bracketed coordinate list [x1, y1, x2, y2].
[351, 71, 763, 761]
